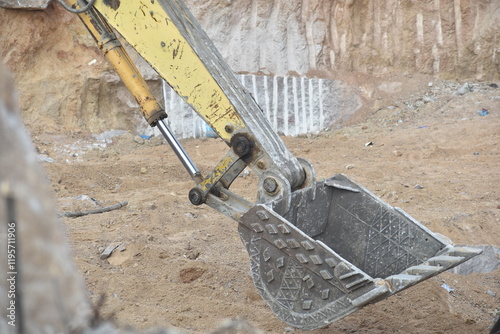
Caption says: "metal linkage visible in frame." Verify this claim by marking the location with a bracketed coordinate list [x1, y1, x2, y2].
[157, 119, 202, 183]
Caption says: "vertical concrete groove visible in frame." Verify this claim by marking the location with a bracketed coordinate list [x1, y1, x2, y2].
[159, 74, 359, 139]
[283, 77, 289, 135]
[300, 77, 306, 134]
[272, 75, 278, 131]
[264, 75, 270, 121]
[292, 76, 299, 136]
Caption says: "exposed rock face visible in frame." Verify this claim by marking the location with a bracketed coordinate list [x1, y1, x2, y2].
[0, 1, 498, 134]
[0, 0, 50, 10]
[163, 74, 361, 138]
[188, 0, 500, 80]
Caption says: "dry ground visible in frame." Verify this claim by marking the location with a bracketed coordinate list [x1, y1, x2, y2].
[33, 78, 499, 333]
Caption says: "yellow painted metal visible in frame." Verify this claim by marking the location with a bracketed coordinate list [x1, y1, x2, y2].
[91, 0, 246, 142]
[199, 154, 238, 192]
[70, 1, 166, 125]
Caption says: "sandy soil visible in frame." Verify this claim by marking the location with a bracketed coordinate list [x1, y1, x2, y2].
[33, 77, 499, 333]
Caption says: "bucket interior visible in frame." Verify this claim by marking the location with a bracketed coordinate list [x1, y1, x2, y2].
[281, 174, 446, 279]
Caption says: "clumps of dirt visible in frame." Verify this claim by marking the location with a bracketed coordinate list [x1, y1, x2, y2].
[33, 73, 499, 333]
[180, 267, 207, 284]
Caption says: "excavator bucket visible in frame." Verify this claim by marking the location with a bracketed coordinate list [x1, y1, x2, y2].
[238, 174, 481, 330]
[64, 0, 482, 329]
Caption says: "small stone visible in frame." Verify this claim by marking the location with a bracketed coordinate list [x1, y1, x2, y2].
[473, 152, 480, 156]
[284, 327, 294, 332]
[148, 136, 164, 146]
[455, 82, 471, 95]
[365, 141, 373, 146]
[414, 184, 424, 189]
[361, 125, 368, 130]
[186, 250, 200, 260]
[393, 150, 403, 157]
[185, 212, 197, 219]
[487, 290, 496, 297]
[345, 164, 355, 170]
[428, 82, 433, 87]
[134, 135, 145, 145]
[140, 167, 147, 174]
[100, 242, 121, 260]
[36, 154, 55, 163]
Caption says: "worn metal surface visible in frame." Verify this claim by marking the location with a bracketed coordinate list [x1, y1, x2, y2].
[239, 174, 482, 330]
[157, 119, 201, 180]
[69, 1, 166, 126]
[92, 0, 245, 141]
[91, 0, 305, 190]
[239, 205, 389, 330]
[57, 1, 483, 329]
[0, 0, 50, 9]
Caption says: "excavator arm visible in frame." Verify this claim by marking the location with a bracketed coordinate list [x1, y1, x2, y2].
[62, 0, 481, 329]
[71, 0, 308, 219]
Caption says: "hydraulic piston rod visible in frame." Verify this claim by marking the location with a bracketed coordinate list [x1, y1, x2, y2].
[157, 119, 202, 183]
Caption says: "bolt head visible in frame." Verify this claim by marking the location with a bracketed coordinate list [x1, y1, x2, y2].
[188, 188, 204, 205]
[263, 177, 278, 194]
[232, 135, 252, 157]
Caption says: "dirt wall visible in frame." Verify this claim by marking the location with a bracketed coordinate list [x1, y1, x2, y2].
[192, 0, 500, 79]
[0, 0, 499, 134]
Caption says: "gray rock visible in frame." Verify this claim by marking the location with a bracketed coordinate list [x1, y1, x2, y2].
[455, 82, 471, 95]
[36, 154, 55, 163]
[449, 245, 500, 275]
[134, 135, 145, 145]
[0, 0, 51, 9]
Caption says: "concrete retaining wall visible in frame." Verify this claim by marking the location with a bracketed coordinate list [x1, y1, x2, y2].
[160, 74, 361, 139]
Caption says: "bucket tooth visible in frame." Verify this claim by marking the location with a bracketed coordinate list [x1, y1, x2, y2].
[239, 205, 387, 330]
[350, 282, 389, 307]
[344, 278, 370, 290]
[426, 255, 465, 268]
[446, 246, 483, 258]
[403, 264, 442, 277]
[386, 274, 421, 291]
